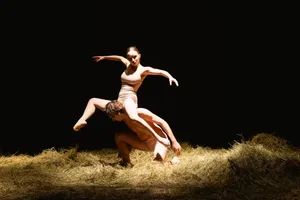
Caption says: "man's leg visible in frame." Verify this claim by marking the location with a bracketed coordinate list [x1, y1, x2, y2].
[152, 140, 168, 162]
[145, 123, 170, 163]
[152, 141, 180, 166]
[114, 132, 151, 166]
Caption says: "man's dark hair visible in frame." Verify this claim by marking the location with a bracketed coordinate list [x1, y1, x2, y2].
[104, 100, 124, 118]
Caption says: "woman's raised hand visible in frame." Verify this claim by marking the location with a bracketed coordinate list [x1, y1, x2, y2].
[92, 56, 105, 62]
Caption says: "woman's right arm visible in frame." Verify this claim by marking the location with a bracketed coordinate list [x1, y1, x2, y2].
[92, 55, 130, 66]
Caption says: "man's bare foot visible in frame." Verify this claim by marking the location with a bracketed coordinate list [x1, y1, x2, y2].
[119, 160, 134, 168]
[73, 120, 87, 131]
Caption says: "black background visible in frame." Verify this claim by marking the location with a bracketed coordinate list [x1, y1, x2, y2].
[2, 1, 299, 155]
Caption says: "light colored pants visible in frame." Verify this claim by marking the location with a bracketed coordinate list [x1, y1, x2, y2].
[146, 138, 169, 161]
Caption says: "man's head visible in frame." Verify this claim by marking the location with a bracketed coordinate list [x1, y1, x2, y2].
[104, 100, 125, 121]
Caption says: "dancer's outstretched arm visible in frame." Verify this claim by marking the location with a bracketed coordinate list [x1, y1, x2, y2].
[92, 55, 130, 67]
[143, 67, 179, 86]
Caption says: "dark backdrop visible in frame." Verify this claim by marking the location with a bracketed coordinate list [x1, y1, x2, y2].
[2, 1, 299, 155]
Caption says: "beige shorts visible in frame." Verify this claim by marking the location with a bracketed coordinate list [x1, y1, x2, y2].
[146, 138, 169, 161]
[117, 91, 138, 104]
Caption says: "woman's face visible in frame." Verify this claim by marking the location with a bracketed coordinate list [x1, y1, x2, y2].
[127, 50, 140, 66]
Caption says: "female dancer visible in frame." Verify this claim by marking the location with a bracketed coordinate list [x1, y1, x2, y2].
[73, 46, 178, 146]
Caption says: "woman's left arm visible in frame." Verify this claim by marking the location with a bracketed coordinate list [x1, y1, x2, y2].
[143, 66, 179, 86]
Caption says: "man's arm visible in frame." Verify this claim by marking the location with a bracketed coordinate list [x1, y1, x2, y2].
[137, 108, 182, 155]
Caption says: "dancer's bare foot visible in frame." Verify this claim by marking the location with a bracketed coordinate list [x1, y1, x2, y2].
[73, 120, 87, 131]
[164, 156, 180, 166]
[171, 156, 180, 164]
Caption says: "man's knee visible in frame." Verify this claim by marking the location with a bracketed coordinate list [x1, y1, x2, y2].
[115, 132, 131, 143]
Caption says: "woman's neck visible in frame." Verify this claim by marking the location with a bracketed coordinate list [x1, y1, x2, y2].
[129, 64, 139, 71]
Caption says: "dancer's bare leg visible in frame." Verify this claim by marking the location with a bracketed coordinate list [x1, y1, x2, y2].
[123, 99, 170, 146]
[115, 132, 150, 166]
[73, 98, 111, 131]
[73, 120, 87, 131]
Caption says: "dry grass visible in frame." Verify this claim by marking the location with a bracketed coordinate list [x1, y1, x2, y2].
[0, 133, 299, 200]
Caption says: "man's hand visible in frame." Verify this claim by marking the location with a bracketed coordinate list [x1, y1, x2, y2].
[171, 141, 182, 156]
